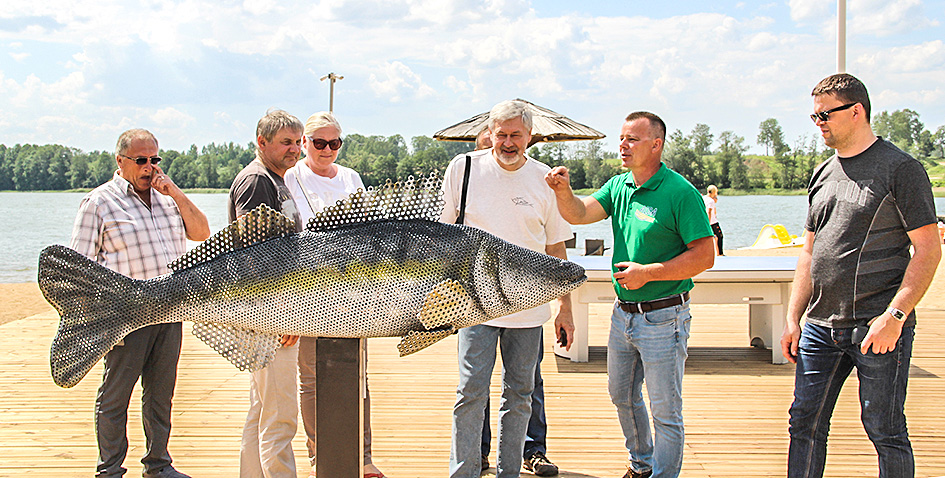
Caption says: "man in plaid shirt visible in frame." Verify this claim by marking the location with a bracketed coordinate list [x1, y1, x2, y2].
[70, 128, 210, 478]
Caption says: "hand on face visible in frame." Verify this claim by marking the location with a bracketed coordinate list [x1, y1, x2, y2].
[149, 164, 180, 197]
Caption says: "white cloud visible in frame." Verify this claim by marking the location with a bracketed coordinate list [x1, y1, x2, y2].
[788, 0, 830, 22]
[9, 52, 29, 61]
[849, 0, 938, 36]
[368, 61, 436, 102]
[856, 40, 945, 72]
[151, 107, 195, 127]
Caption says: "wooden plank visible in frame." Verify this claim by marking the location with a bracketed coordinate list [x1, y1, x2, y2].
[2, 303, 944, 477]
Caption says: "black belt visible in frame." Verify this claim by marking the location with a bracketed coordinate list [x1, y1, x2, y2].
[619, 291, 689, 314]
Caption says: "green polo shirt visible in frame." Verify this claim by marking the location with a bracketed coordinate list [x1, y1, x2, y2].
[591, 163, 713, 302]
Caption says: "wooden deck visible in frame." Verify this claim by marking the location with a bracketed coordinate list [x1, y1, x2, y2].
[2, 303, 944, 477]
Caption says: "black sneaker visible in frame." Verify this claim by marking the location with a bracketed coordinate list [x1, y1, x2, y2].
[621, 467, 652, 478]
[523, 451, 558, 476]
[481, 454, 489, 471]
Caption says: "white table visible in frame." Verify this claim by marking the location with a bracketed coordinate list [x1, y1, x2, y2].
[554, 255, 797, 364]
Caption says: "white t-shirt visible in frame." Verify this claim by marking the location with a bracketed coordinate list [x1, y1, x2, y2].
[703, 195, 718, 225]
[285, 162, 365, 225]
[441, 148, 573, 328]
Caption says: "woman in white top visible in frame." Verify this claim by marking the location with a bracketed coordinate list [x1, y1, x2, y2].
[285, 112, 385, 478]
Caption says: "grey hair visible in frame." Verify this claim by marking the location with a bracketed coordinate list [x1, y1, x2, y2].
[488, 100, 533, 132]
[115, 129, 158, 156]
[304, 111, 342, 137]
[256, 108, 303, 142]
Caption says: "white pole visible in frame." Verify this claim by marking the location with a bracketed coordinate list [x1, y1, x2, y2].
[837, 0, 846, 72]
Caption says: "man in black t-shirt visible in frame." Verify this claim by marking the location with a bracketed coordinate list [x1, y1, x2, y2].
[228, 109, 304, 478]
[780, 74, 941, 478]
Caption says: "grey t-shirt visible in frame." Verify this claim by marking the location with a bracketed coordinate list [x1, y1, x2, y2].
[227, 159, 302, 231]
[805, 138, 935, 328]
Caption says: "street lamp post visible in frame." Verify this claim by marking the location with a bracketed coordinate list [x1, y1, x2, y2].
[320, 72, 344, 113]
[837, 0, 846, 72]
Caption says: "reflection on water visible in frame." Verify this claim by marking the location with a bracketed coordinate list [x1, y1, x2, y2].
[5, 192, 945, 283]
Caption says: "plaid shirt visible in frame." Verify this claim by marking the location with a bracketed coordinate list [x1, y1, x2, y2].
[70, 172, 188, 280]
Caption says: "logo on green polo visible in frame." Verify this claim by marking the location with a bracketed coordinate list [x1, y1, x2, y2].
[634, 205, 657, 223]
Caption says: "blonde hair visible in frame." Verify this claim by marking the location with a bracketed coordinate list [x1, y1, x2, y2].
[304, 111, 342, 137]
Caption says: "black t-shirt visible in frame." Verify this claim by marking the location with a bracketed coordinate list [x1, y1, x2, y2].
[805, 138, 935, 327]
[227, 160, 301, 231]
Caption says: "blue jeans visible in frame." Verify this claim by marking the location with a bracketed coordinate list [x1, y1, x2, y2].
[451, 324, 542, 478]
[788, 322, 914, 478]
[608, 300, 691, 478]
[481, 334, 548, 460]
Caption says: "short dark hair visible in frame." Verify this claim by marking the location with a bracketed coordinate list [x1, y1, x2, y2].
[625, 111, 666, 141]
[811, 73, 871, 122]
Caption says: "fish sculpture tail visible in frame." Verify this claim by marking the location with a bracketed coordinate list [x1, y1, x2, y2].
[38, 245, 149, 388]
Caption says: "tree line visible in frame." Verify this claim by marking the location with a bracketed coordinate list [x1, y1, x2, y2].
[2, 109, 942, 192]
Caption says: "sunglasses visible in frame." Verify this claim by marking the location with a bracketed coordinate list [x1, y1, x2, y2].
[307, 137, 343, 151]
[810, 103, 856, 123]
[120, 154, 162, 165]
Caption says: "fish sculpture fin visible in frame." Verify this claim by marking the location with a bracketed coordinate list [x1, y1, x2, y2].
[38, 245, 143, 388]
[397, 327, 454, 356]
[419, 279, 471, 329]
[192, 322, 281, 372]
[169, 203, 296, 272]
[306, 173, 444, 232]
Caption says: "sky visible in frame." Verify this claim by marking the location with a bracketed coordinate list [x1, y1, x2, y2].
[2, 0, 944, 156]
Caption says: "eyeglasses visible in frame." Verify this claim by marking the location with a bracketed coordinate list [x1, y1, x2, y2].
[119, 154, 162, 165]
[307, 137, 343, 151]
[810, 103, 856, 123]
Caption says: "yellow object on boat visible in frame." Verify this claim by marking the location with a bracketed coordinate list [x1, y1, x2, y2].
[748, 224, 805, 249]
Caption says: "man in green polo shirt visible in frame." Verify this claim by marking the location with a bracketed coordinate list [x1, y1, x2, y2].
[545, 111, 714, 478]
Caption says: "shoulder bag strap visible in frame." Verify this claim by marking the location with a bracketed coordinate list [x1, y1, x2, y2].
[455, 154, 472, 225]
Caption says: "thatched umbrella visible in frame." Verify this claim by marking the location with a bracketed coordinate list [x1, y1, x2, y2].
[433, 99, 605, 147]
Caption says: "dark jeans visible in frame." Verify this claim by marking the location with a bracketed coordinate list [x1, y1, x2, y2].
[788, 322, 914, 478]
[95, 323, 182, 478]
[710, 223, 723, 255]
[481, 334, 547, 460]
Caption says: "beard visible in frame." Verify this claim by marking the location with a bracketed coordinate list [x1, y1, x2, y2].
[495, 147, 523, 166]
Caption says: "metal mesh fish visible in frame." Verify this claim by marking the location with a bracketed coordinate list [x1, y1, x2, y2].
[38, 173, 587, 387]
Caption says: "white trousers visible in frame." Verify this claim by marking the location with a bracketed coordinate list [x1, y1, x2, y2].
[239, 344, 300, 478]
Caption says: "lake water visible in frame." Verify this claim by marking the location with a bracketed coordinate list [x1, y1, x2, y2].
[7, 191, 945, 283]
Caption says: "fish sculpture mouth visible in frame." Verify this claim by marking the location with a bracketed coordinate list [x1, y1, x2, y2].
[38, 173, 588, 388]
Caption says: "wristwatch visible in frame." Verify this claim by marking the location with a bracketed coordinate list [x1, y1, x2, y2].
[886, 307, 906, 322]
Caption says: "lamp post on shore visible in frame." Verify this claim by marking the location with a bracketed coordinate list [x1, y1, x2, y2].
[837, 0, 846, 72]
[320, 72, 344, 113]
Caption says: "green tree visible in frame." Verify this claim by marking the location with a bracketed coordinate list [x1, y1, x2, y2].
[932, 125, 945, 158]
[873, 109, 924, 153]
[717, 131, 748, 189]
[690, 123, 713, 156]
[757, 118, 788, 157]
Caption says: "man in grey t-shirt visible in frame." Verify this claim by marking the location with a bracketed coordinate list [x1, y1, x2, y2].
[780, 74, 941, 478]
[229, 109, 305, 478]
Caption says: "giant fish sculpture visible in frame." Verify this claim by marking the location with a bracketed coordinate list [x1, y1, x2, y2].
[38, 174, 586, 388]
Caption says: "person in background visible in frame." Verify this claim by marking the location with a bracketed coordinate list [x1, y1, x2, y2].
[443, 100, 574, 478]
[780, 73, 940, 478]
[229, 109, 304, 478]
[546, 111, 715, 478]
[71, 128, 210, 478]
[285, 111, 386, 478]
[702, 185, 723, 256]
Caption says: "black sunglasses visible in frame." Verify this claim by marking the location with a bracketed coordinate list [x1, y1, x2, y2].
[810, 103, 856, 123]
[307, 137, 343, 151]
[120, 154, 162, 165]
